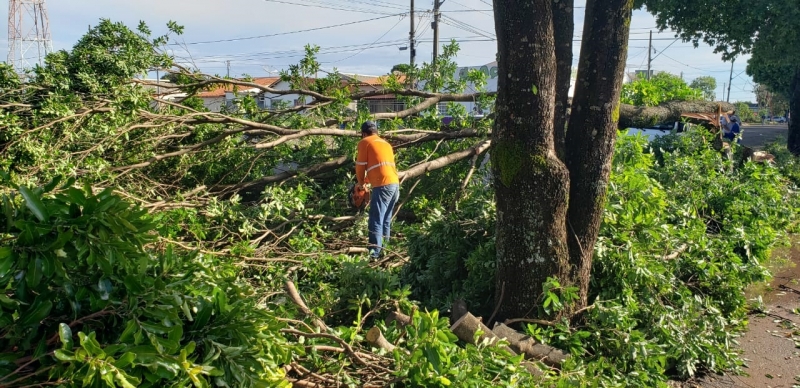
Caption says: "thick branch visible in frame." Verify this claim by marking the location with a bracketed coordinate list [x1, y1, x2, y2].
[618, 100, 736, 129]
[216, 155, 351, 194]
[398, 140, 491, 181]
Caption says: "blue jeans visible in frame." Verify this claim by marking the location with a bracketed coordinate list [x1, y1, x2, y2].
[723, 123, 741, 143]
[368, 184, 399, 257]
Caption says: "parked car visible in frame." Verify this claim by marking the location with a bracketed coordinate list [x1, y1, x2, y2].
[775, 116, 787, 123]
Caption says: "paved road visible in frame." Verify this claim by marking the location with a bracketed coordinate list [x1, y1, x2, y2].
[740, 123, 789, 149]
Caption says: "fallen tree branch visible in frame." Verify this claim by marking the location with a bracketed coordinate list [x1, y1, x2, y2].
[492, 323, 569, 367]
[365, 327, 397, 353]
[285, 281, 329, 332]
[662, 244, 688, 261]
[216, 155, 351, 194]
[618, 100, 736, 129]
[503, 318, 557, 327]
[398, 140, 492, 181]
[451, 151, 482, 211]
[282, 329, 370, 367]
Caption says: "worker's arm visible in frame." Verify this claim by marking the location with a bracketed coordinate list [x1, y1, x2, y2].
[355, 140, 368, 185]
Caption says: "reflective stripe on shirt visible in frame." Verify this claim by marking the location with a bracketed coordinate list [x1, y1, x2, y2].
[366, 161, 396, 173]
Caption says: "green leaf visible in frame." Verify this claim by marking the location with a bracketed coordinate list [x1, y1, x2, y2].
[19, 186, 49, 222]
[42, 176, 62, 193]
[0, 247, 14, 278]
[114, 370, 141, 388]
[59, 323, 74, 350]
[98, 278, 113, 300]
[26, 258, 43, 288]
[119, 320, 139, 342]
[18, 299, 52, 326]
[531, 84, 538, 95]
[78, 332, 106, 357]
[54, 349, 76, 361]
[114, 351, 136, 368]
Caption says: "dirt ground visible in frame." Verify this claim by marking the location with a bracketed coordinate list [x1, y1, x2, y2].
[676, 239, 800, 388]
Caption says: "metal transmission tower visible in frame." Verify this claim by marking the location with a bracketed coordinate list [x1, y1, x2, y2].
[7, 0, 54, 72]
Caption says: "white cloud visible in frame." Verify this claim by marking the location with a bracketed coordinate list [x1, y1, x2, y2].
[2, 0, 754, 101]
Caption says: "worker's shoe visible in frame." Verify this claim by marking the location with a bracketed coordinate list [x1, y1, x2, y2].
[369, 250, 385, 261]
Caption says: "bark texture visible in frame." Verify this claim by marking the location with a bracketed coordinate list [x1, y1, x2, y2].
[789, 69, 800, 155]
[564, 0, 634, 308]
[492, 0, 571, 321]
[617, 100, 736, 129]
[553, 0, 575, 160]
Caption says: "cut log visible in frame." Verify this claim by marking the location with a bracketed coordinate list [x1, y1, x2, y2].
[742, 147, 776, 164]
[385, 311, 412, 327]
[451, 312, 543, 375]
[492, 323, 569, 367]
[450, 312, 499, 346]
[618, 100, 736, 129]
[366, 327, 396, 353]
[451, 312, 516, 354]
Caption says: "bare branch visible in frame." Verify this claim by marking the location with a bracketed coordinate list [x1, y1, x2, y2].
[398, 140, 492, 181]
[284, 282, 329, 332]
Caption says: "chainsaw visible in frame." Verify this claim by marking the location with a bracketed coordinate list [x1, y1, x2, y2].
[347, 182, 371, 211]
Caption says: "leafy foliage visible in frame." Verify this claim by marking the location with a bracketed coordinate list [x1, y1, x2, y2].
[621, 72, 703, 106]
[402, 184, 496, 316]
[401, 130, 800, 386]
[641, 0, 800, 153]
[3, 16, 800, 388]
[0, 180, 293, 387]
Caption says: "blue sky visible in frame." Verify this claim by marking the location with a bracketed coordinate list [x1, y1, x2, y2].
[3, 0, 756, 101]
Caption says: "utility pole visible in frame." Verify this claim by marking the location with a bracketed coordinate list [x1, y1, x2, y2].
[646, 30, 652, 80]
[432, 0, 443, 66]
[726, 59, 734, 102]
[431, 0, 443, 92]
[226, 60, 231, 78]
[409, 0, 416, 69]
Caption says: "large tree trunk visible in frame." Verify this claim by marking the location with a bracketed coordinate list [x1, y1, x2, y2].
[492, 0, 571, 321]
[552, 0, 574, 160]
[493, 0, 635, 321]
[564, 0, 634, 308]
[618, 100, 736, 129]
[789, 69, 800, 155]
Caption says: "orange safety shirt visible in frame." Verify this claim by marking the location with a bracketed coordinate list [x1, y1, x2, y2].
[356, 134, 399, 187]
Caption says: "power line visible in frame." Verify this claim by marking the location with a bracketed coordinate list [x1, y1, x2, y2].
[192, 41, 407, 64]
[441, 15, 494, 39]
[447, 0, 493, 16]
[176, 14, 404, 45]
[325, 15, 406, 63]
[262, 0, 401, 14]
[650, 37, 680, 62]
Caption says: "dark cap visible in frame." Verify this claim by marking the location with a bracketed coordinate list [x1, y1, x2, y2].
[360, 121, 377, 132]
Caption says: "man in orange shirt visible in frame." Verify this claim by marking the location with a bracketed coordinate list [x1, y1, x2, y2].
[356, 121, 400, 259]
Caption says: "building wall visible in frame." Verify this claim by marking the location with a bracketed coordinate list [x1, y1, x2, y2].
[201, 96, 225, 112]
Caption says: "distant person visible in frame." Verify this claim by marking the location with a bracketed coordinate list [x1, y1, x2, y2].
[721, 110, 741, 142]
[356, 121, 400, 259]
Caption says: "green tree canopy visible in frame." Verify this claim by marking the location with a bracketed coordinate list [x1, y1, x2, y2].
[689, 76, 717, 101]
[621, 71, 702, 106]
[641, 0, 800, 153]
